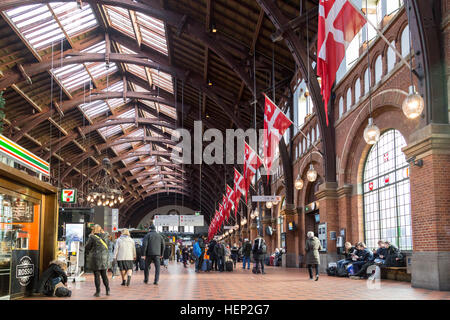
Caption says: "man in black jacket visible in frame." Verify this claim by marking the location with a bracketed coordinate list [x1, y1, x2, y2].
[142, 225, 165, 285]
[208, 239, 218, 271]
[351, 242, 373, 275]
[242, 239, 252, 270]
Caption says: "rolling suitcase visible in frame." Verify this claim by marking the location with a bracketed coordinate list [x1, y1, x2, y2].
[225, 260, 233, 272]
[139, 258, 145, 270]
[269, 256, 275, 266]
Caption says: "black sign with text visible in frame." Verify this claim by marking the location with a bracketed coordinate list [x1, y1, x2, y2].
[10, 250, 39, 297]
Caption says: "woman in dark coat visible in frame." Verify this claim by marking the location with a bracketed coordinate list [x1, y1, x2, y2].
[85, 224, 111, 297]
[36, 260, 68, 296]
[305, 231, 322, 281]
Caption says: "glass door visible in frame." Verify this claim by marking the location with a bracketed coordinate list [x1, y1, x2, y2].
[0, 194, 13, 299]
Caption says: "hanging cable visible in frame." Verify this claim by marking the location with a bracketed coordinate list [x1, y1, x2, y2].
[57, 38, 64, 192]
[199, 88, 202, 214]
[49, 40, 54, 185]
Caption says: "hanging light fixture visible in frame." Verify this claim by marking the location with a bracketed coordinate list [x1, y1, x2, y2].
[402, 86, 424, 119]
[266, 201, 273, 209]
[306, 164, 317, 182]
[85, 158, 122, 207]
[272, 194, 279, 206]
[363, 117, 381, 145]
[402, 4, 424, 119]
[254, 208, 259, 217]
[295, 174, 304, 190]
[362, 0, 380, 145]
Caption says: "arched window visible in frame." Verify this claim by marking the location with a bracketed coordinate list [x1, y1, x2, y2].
[311, 127, 316, 143]
[364, 68, 370, 95]
[316, 123, 320, 140]
[339, 97, 344, 118]
[355, 78, 361, 103]
[375, 55, 383, 83]
[298, 142, 301, 157]
[307, 132, 311, 149]
[387, 41, 396, 73]
[401, 25, 410, 57]
[363, 129, 412, 251]
[346, 88, 352, 110]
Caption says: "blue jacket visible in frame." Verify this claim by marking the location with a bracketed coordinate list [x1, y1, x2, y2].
[356, 248, 373, 262]
[193, 242, 201, 258]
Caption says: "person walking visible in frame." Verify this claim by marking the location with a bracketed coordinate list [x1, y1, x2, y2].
[108, 235, 118, 279]
[114, 229, 136, 286]
[142, 225, 165, 285]
[252, 236, 266, 274]
[85, 224, 111, 297]
[182, 245, 189, 268]
[231, 243, 239, 268]
[163, 243, 172, 269]
[215, 241, 225, 272]
[242, 238, 252, 270]
[305, 231, 322, 281]
[135, 240, 143, 271]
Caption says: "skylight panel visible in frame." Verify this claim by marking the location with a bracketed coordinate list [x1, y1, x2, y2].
[80, 100, 109, 120]
[128, 128, 145, 138]
[99, 123, 123, 138]
[126, 63, 146, 78]
[135, 12, 168, 56]
[117, 109, 135, 119]
[159, 104, 176, 118]
[52, 64, 91, 92]
[123, 157, 139, 164]
[49, 2, 97, 37]
[104, 5, 135, 39]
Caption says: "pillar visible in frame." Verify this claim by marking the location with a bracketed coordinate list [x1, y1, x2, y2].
[403, 124, 450, 291]
[297, 207, 306, 267]
[283, 204, 300, 268]
[250, 221, 258, 242]
[315, 182, 340, 272]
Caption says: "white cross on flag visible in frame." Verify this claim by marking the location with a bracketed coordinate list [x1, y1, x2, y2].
[317, 0, 366, 125]
[243, 142, 263, 202]
[226, 184, 235, 220]
[233, 168, 245, 215]
[263, 93, 293, 176]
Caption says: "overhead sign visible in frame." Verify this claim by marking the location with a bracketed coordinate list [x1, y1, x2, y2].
[223, 226, 234, 230]
[154, 215, 179, 226]
[179, 215, 204, 227]
[0, 134, 50, 176]
[252, 195, 282, 202]
[61, 189, 77, 203]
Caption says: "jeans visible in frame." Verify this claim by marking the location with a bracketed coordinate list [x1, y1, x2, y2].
[217, 256, 225, 271]
[94, 270, 109, 292]
[144, 255, 160, 283]
[211, 258, 218, 271]
[51, 276, 62, 286]
[374, 258, 385, 264]
[337, 259, 351, 269]
[242, 256, 251, 269]
[352, 261, 367, 274]
[308, 264, 319, 278]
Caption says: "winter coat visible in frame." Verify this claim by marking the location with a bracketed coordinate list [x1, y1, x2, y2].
[231, 246, 239, 259]
[385, 245, 404, 267]
[114, 235, 136, 261]
[355, 248, 373, 262]
[207, 240, 217, 258]
[242, 241, 252, 257]
[193, 241, 201, 258]
[252, 238, 266, 260]
[36, 262, 68, 296]
[142, 231, 165, 256]
[305, 236, 322, 265]
[374, 247, 388, 260]
[214, 243, 225, 258]
[85, 233, 110, 271]
[344, 246, 357, 260]
[163, 245, 172, 259]
[135, 243, 143, 259]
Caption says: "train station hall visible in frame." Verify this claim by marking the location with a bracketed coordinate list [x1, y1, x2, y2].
[0, 0, 449, 306]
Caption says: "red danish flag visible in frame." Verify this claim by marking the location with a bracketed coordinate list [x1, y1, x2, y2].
[233, 168, 246, 215]
[225, 185, 235, 221]
[243, 142, 263, 202]
[263, 94, 293, 176]
[317, 0, 366, 125]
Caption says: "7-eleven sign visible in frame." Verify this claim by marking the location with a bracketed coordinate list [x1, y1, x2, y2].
[61, 189, 77, 203]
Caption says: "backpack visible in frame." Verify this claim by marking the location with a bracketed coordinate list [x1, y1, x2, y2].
[55, 286, 72, 297]
[326, 266, 337, 276]
[346, 264, 355, 276]
[336, 265, 349, 277]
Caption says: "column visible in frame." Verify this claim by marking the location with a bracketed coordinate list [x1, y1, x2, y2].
[403, 124, 450, 291]
[250, 221, 258, 242]
[283, 204, 300, 268]
[315, 182, 340, 272]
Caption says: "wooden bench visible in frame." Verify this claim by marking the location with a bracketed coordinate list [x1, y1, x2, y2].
[380, 267, 411, 282]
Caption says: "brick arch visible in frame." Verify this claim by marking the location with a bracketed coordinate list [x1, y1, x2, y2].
[339, 88, 411, 184]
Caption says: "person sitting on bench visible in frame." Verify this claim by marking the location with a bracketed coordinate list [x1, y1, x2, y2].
[351, 242, 373, 274]
[336, 242, 356, 270]
[373, 240, 387, 265]
[384, 241, 404, 267]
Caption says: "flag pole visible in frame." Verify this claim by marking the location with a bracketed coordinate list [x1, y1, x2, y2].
[347, 0, 411, 70]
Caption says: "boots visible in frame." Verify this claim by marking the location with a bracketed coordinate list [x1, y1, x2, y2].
[126, 275, 131, 286]
[94, 289, 100, 297]
[106, 286, 110, 296]
[121, 279, 126, 286]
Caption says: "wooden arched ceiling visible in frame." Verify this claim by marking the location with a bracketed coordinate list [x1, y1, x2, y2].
[0, 0, 321, 223]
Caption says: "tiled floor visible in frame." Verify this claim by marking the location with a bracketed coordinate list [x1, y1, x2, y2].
[24, 262, 450, 300]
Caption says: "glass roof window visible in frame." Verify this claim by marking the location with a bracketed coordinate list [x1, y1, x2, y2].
[79, 99, 109, 121]
[104, 5, 135, 39]
[5, 3, 97, 51]
[135, 12, 168, 56]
